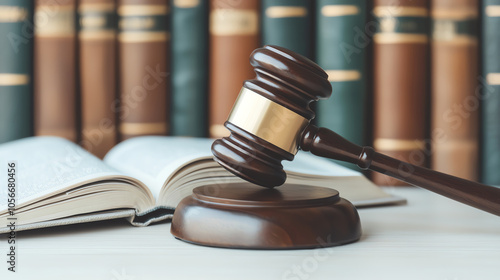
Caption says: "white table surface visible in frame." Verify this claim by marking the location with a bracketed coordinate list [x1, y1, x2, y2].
[1, 187, 500, 280]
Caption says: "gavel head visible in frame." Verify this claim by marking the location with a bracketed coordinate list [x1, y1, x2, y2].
[211, 45, 332, 188]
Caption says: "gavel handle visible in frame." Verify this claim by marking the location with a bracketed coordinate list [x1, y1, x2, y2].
[300, 125, 500, 216]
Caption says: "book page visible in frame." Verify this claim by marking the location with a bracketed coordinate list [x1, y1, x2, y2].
[104, 136, 214, 198]
[0, 137, 150, 210]
[105, 136, 404, 209]
[283, 152, 361, 177]
[104, 137, 365, 188]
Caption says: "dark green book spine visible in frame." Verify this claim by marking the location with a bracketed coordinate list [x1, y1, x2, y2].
[482, 1, 500, 185]
[315, 0, 366, 168]
[171, 0, 208, 137]
[0, 0, 33, 143]
[261, 0, 312, 57]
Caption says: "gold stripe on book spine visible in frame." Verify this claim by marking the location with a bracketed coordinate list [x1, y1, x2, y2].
[374, 138, 426, 151]
[325, 70, 361, 82]
[120, 122, 168, 135]
[79, 3, 115, 41]
[487, 73, 500, 85]
[374, 6, 428, 44]
[373, 6, 428, 17]
[118, 4, 168, 43]
[374, 33, 428, 44]
[266, 6, 307, 18]
[35, 5, 75, 38]
[210, 9, 258, 36]
[79, 14, 109, 29]
[228, 88, 309, 154]
[118, 31, 169, 43]
[432, 9, 477, 20]
[0, 6, 28, 22]
[79, 30, 115, 40]
[0, 74, 29, 86]
[432, 15, 477, 45]
[174, 0, 200, 8]
[118, 5, 169, 16]
[486, 6, 500, 17]
[321, 5, 359, 17]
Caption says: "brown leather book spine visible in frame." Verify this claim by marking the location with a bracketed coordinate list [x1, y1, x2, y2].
[208, 0, 260, 138]
[431, 0, 479, 180]
[34, 0, 78, 142]
[117, 0, 170, 140]
[79, 0, 117, 158]
[372, 0, 430, 186]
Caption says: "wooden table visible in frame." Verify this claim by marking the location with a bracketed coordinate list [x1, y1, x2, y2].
[2, 187, 500, 279]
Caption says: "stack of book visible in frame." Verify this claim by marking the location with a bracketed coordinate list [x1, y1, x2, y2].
[0, 0, 498, 186]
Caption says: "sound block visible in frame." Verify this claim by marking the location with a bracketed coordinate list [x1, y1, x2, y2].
[170, 183, 361, 249]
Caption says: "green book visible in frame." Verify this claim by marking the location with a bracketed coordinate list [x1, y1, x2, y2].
[261, 0, 312, 57]
[170, 0, 208, 137]
[315, 0, 367, 169]
[0, 0, 33, 143]
[482, 0, 500, 185]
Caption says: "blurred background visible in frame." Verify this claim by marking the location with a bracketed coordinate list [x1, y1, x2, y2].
[0, 0, 499, 186]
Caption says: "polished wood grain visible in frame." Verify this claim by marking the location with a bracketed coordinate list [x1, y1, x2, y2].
[171, 183, 361, 249]
[212, 45, 500, 217]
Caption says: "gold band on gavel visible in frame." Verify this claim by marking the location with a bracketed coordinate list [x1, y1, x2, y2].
[227, 87, 309, 154]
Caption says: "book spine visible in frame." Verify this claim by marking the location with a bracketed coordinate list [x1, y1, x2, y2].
[117, 0, 170, 140]
[261, 0, 312, 57]
[315, 0, 367, 169]
[372, 0, 430, 185]
[171, 0, 208, 137]
[78, 0, 117, 158]
[481, 1, 500, 184]
[0, 0, 33, 143]
[34, 0, 78, 142]
[208, 0, 260, 138]
[431, 0, 479, 181]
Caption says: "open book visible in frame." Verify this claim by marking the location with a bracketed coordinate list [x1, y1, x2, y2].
[0, 136, 405, 233]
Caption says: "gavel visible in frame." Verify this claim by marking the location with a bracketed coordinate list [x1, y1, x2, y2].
[212, 45, 500, 217]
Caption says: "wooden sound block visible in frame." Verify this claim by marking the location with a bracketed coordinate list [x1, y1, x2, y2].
[170, 183, 361, 249]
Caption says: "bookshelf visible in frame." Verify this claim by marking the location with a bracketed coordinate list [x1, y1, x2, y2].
[0, 0, 498, 185]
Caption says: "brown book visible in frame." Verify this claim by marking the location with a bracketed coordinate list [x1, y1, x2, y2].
[208, 0, 260, 138]
[79, 0, 117, 158]
[431, 0, 479, 180]
[117, 0, 170, 140]
[34, 0, 78, 142]
[372, 0, 430, 185]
